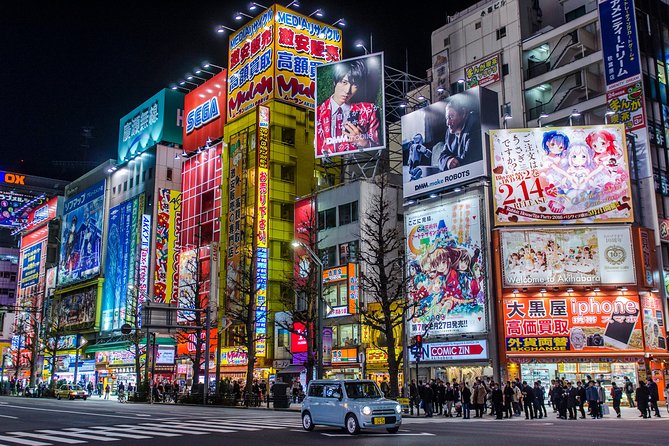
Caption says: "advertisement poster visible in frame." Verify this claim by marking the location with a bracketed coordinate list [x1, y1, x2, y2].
[641, 293, 668, 353]
[155, 189, 181, 303]
[402, 87, 498, 198]
[315, 53, 385, 158]
[0, 191, 36, 228]
[255, 106, 270, 357]
[102, 197, 140, 332]
[58, 181, 105, 286]
[60, 285, 97, 328]
[500, 226, 636, 287]
[19, 242, 42, 289]
[405, 194, 487, 337]
[490, 125, 633, 225]
[412, 340, 488, 362]
[226, 5, 342, 120]
[177, 248, 197, 324]
[464, 52, 501, 89]
[503, 294, 643, 353]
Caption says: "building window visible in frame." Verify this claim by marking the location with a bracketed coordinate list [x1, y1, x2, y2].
[123, 181, 127, 192]
[339, 240, 359, 264]
[318, 207, 336, 230]
[148, 167, 153, 179]
[281, 165, 295, 182]
[324, 281, 348, 308]
[496, 26, 506, 40]
[277, 327, 289, 348]
[338, 201, 358, 226]
[332, 324, 360, 347]
[166, 167, 173, 182]
[443, 36, 450, 46]
[475, 22, 481, 29]
[129, 177, 133, 188]
[281, 127, 295, 145]
[502, 64, 509, 76]
[112, 186, 116, 195]
[9, 272, 17, 282]
[319, 245, 337, 267]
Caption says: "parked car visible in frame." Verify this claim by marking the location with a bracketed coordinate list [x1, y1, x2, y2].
[55, 384, 88, 400]
[301, 379, 402, 435]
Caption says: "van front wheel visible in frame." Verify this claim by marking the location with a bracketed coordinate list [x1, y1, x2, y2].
[302, 411, 315, 431]
[345, 414, 360, 435]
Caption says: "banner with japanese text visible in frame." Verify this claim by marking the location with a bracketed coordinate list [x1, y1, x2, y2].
[640, 293, 668, 353]
[155, 189, 181, 303]
[490, 125, 633, 225]
[464, 52, 501, 89]
[503, 294, 643, 354]
[406, 193, 487, 337]
[255, 105, 270, 357]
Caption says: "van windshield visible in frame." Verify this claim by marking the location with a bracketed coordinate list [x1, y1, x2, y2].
[344, 382, 381, 399]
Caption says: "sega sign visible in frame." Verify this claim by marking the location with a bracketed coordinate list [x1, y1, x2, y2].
[186, 97, 220, 134]
[410, 340, 488, 363]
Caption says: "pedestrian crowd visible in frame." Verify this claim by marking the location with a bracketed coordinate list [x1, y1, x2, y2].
[407, 375, 666, 420]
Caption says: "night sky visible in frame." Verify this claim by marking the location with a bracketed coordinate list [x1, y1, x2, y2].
[2, 2, 475, 181]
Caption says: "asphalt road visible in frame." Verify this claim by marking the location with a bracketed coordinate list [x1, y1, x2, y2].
[0, 396, 667, 446]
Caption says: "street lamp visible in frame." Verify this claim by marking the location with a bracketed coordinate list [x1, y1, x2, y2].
[355, 42, 368, 55]
[538, 112, 549, 127]
[292, 240, 324, 379]
[569, 108, 581, 126]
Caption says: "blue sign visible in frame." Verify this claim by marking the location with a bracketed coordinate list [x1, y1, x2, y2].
[20, 242, 42, 288]
[599, 0, 641, 88]
[102, 197, 138, 332]
[58, 181, 105, 286]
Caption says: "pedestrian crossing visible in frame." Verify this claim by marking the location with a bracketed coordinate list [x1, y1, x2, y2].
[0, 417, 301, 445]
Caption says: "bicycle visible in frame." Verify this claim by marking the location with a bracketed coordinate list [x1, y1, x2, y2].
[118, 390, 126, 403]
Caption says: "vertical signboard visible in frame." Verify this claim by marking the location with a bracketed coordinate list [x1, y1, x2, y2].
[183, 70, 227, 152]
[58, 181, 105, 286]
[347, 263, 359, 314]
[598, 0, 651, 181]
[20, 243, 42, 289]
[225, 132, 248, 308]
[139, 214, 151, 299]
[255, 105, 270, 357]
[315, 53, 386, 158]
[155, 189, 181, 303]
[118, 89, 184, 163]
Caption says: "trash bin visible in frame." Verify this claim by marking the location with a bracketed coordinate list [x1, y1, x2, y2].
[272, 382, 290, 408]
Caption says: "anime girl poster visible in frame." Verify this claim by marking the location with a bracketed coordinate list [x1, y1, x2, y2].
[405, 194, 487, 337]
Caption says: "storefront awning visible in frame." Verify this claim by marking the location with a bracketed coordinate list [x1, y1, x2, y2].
[85, 341, 130, 353]
[277, 365, 306, 374]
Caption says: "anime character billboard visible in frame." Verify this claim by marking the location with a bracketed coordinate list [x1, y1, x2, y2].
[405, 193, 487, 337]
[490, 125, 633, 225]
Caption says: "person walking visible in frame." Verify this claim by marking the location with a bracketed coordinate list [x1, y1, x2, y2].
[461, 382, 472, 419]
[636, 381, 650, 418]
[596, 381, 607, 417]
[610, 382, 623, 418]
[409, 379, 418, 416]
[623, 376, 635, 408]
[104, 383, 110, 400]
[522, 381, 536, 419]
[492, 383, 504, 420]
[647, 379, 661, 417]
[586, 380, 600, 419]
[533, 381, 547, 419]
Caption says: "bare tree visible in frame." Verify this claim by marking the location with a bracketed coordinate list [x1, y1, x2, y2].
[357, 174, 412, 398]
[123, 287, 147, 395]
[276, 200, 321, 384]
[44, 299, 72, 386]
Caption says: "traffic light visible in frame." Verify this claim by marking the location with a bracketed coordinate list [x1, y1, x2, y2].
[415, 334, 423, 351]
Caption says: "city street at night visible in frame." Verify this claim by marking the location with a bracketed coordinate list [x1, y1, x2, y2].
[1, 396, 667, 446]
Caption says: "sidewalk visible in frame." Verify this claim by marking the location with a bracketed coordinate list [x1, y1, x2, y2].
[401, 405, 668, 420]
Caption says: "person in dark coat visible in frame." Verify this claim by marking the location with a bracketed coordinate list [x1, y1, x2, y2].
[491, 383, 504, 419]
[565, 381, 578, 420]
[636, 381, 650, 418]
[503, 381, 514, 419]
[585, 380, 601, 419]
[522, 381, 536, 419]
[533, 381, 547, 419]
[610, 382, 623, 418]
[409, 379, 418, 415]
[436, 380, 446, 416]
[647, 379, 661, 417]
[555, 381, 567, 420]
[575, 381, 587, 419]
[422, 382, 434, 417]
[461, 382, 472, 419]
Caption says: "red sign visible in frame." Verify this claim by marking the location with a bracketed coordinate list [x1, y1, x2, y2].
[291, 322, 308, 353]
[22, 196, 59, 232]
[183, 70, 227, 152]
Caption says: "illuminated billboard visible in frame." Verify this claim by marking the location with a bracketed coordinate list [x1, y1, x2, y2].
[464, 52, 501, 89]
[118, 88, 184, 163]
[101, 195, 143, 332]
[503, 294, 643, 354]
[58, 181, 105, 286]
[255, 105, 270, 357]
[19, 226, 48, 290]
[226, 4, 342, 120]
[405, 193, 488, 337]
[155, 189, 181, 303]
[183, 70, 227, 152]
[490, 125, 633, 225]
[500, 226, 636, 288]
[401, 86, 498, 198]
[315, 53, 386, 158]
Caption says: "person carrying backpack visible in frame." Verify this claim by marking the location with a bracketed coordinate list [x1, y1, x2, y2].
[623, 376, 635, 408]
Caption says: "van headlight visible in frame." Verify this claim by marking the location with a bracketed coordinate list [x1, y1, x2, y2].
[361, 406, 372, 416]
[395, 404, 402, 414]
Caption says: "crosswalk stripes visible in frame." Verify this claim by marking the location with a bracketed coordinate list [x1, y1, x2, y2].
[0, 417, 298, 445]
